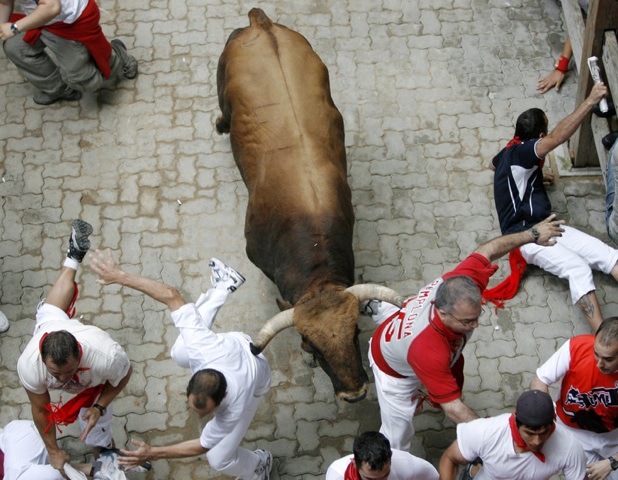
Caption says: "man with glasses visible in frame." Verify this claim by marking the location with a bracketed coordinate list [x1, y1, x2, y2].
[366, 215, 564, 451]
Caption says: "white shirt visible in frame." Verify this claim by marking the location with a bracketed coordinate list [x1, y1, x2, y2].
[171, 303, 271, 449]
[456, 414, 586, 480]
[325, 449, 439, 480]
[18, 317, 131, 394]
[18, 0, 89, 25]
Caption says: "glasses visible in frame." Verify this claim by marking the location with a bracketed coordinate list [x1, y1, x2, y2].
[443, 306, 486, 327]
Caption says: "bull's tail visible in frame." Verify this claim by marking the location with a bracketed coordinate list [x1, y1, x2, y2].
[248, 8, 274, 31]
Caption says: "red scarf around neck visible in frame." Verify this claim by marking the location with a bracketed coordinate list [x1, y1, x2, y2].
[344, 459, 360, 480]
[509, 413, 555, 463]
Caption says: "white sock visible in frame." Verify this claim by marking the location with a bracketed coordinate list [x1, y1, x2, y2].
[64, 257, 80, 271]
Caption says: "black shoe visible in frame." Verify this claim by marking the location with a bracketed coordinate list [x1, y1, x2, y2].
[603, 131, 618, 150]
[67, 219, 93, 263]
[33, 88, 81, 105]
[111, 39, 138, 79]
[593, 99, 616, 118]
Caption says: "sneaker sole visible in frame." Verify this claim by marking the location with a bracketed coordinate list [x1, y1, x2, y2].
[72, 219, 93, 251]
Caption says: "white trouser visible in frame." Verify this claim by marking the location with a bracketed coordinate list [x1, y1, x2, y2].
[520, 225, 618, 304]
[369, 343, 421, 451]
[557, 417, 618, 480]
[206, 393, 264, 478]
[0, 420, 63, 480]
[170, 288, 227, 368]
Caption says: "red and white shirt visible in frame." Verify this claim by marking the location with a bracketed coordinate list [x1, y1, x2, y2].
[370, 253, 498, 404]
[536, 335, 618, 433]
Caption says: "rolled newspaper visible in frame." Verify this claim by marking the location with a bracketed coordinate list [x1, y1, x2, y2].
[587, 56, 609, 113]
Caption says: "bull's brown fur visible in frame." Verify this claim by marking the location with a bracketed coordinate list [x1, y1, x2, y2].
[216, 9, 367, 401]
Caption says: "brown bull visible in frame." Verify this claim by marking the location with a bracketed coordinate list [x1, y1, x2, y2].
[215, 8, 402, 402]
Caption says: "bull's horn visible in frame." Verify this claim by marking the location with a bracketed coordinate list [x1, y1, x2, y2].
[346, 284, 405, 308]
[250, 309, 295, 355]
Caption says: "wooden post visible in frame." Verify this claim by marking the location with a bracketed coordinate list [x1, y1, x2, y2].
[571, 0, 618, 168]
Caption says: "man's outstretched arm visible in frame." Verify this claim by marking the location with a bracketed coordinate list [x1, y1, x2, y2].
[118, 438, 207, 469]
[89, 249, 186, 311]
[475, 214, 565, 263]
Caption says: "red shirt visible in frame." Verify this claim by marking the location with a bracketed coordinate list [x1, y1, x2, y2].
[371, 253, 498, 403]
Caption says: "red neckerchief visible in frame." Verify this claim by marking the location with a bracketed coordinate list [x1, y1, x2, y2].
[509, 413, 555, 463]
[505, 136, 522, 149]
[344, 459, 360, 480]
[429, 303, 465, 355]
[482, 248, 527, 311]
[10, 0, 112, 78]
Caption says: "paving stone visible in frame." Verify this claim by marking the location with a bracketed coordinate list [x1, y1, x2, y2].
[0, 1, 606, 477]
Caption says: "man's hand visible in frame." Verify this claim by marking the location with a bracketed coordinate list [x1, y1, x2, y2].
[0, 22, 15, 40]
[587, 82, 608, 108]
[49, 448, 71, 472]
[532, 214, 565, 246]
[537, 70, 565, 94]
[79, 406, 102, 441]
[118, 439, 152, 470]
[542, 171, 555, 187]
[586, 459, 612, 480]
[89, 249, 124, 285]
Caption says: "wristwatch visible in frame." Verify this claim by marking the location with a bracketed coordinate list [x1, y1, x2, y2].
[530, 227, 540, 243]
[92, 403, 107, 416]
[10, 23, 20, 35]
[609, 456, 618, 471]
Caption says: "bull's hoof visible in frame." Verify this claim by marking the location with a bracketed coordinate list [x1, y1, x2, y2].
[301, 350, 318, 368]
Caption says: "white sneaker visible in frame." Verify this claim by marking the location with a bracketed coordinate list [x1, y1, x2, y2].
[92, 451, 127, 480]
[209, 258, 246, 292]
[0, 311, 9, 333]
[359, 299, 381, 316]
[251, 449, 272, 480]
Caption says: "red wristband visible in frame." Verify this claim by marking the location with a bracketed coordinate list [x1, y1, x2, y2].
[555, 56, 569, 74]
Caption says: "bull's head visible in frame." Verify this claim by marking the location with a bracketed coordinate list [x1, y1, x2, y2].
[250, 284, 403, 403]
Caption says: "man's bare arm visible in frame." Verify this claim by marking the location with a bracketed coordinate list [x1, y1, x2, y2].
[90, 249, 186, 311]
[80, 366, 133, 441]
[530, 376, 550, 394]
[439, 440, 469, 480]
[474, 214, 565, 263]
[0, 0, 60, 38]
[118, 438, 207, 469]
[26, 388, 70, 471]
[0, 0, 15, 24]
[536, 83, 607, 158]
[441, 398, 479, 425]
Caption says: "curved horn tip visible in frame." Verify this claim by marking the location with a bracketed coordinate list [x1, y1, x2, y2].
[250, 343, 263, 356]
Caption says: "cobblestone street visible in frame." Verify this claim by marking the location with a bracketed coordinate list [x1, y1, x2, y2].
[1, 0, 616, 478]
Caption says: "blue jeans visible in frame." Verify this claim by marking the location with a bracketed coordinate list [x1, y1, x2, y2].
[607, 139, 618, 243]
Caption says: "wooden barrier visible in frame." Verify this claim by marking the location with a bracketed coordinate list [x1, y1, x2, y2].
[562, 0, 618, 175]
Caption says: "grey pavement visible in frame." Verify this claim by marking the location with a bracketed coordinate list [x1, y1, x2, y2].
[0, 0, 616, 478]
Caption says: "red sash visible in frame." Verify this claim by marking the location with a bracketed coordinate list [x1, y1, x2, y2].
[10, 0, 112, 78]
[43, 384, 104, 434]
